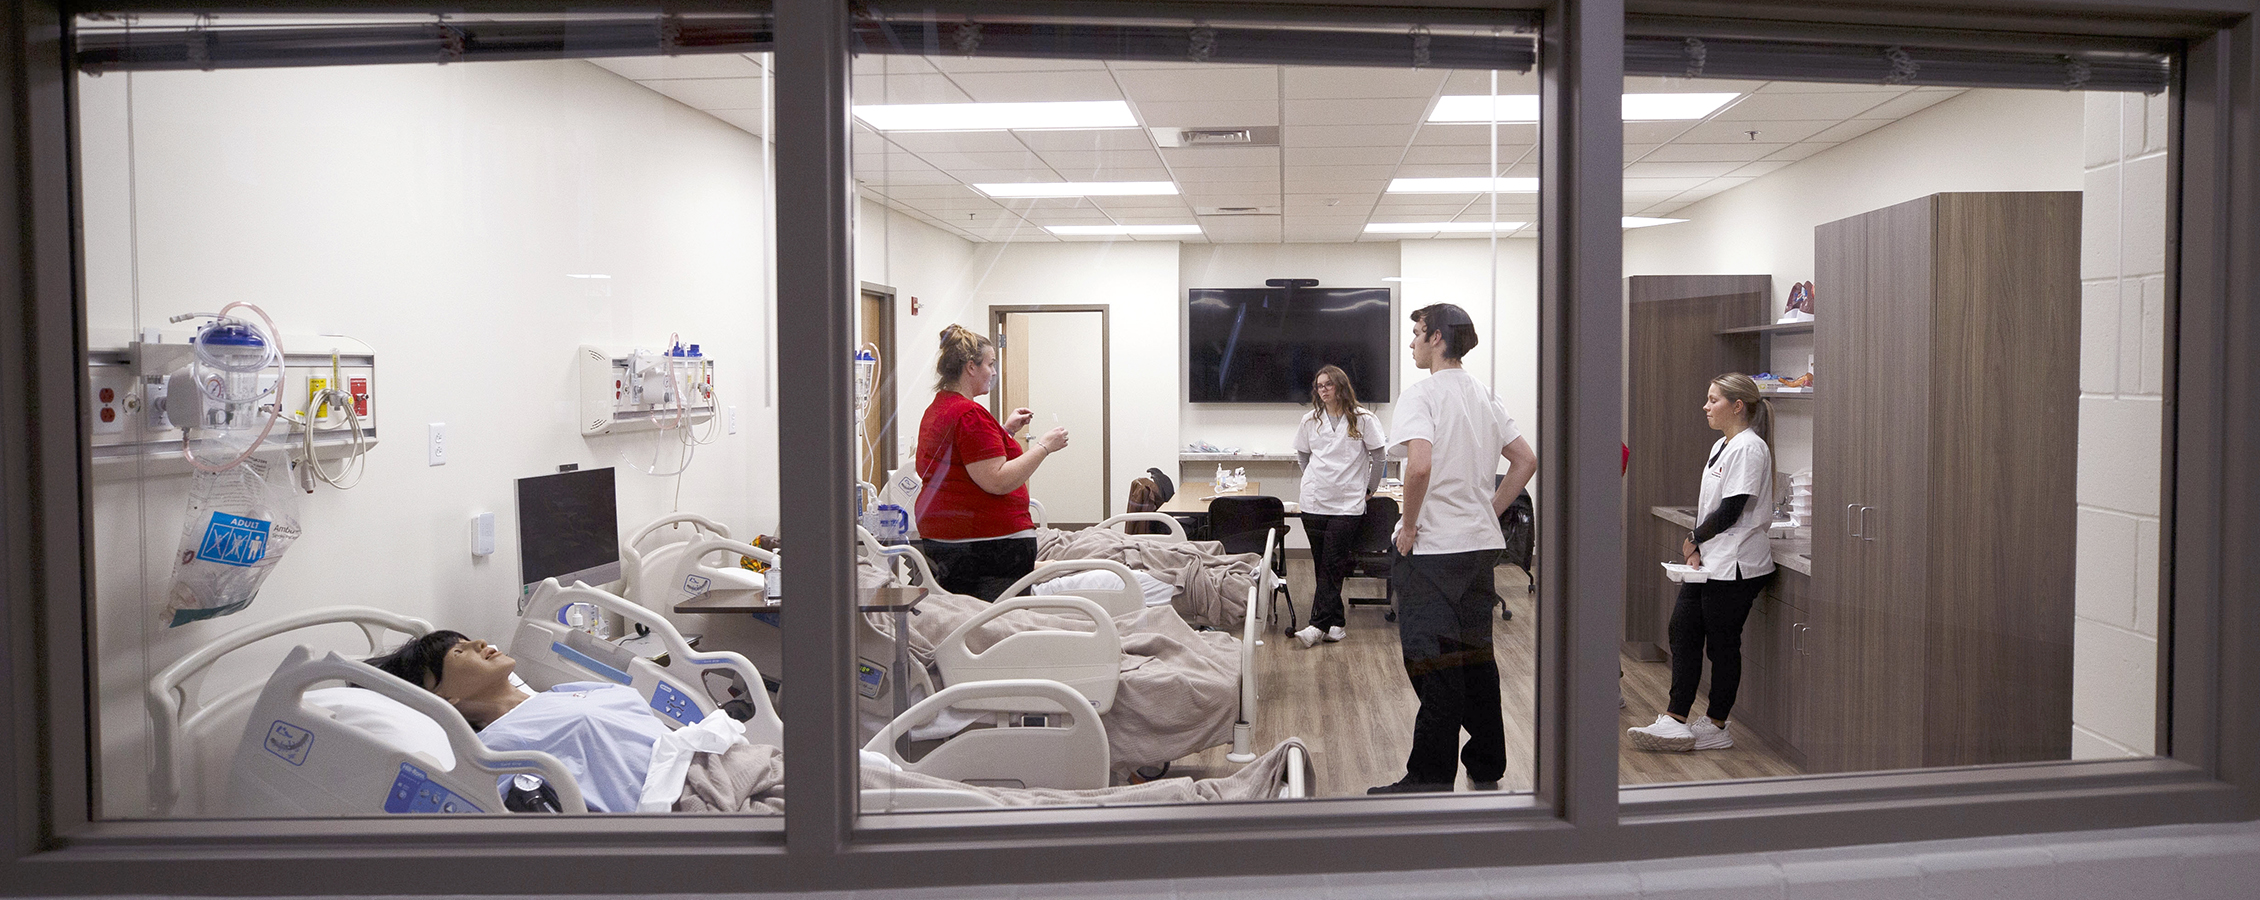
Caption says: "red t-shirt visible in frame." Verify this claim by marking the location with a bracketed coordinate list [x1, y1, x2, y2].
[913, 391, 1034, 540]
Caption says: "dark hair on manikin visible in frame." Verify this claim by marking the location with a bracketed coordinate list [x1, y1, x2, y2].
[366, 630, 469, 693]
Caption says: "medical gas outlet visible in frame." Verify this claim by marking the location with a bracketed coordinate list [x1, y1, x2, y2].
[84, 329, 379, 472]
[576, 343, 719, 436]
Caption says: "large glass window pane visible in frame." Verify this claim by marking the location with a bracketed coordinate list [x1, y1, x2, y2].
[1613, 42, 2170, 784]
[77, 11, 788, 824]
[847, 8, 1548, 810]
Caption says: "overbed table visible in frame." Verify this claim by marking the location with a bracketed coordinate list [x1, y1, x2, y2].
[676, 585, 929, 720]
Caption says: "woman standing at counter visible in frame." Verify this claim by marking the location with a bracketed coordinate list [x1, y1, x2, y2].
[1628, 373, 1775, 752]
[914, 324, 1070, 601]
[1291, 365, 1387, 648]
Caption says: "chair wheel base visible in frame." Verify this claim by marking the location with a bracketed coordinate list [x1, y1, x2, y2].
[1384, 610, 1397, 622]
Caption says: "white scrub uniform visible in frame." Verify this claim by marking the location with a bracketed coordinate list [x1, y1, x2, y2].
[1294, 407, 1386, 516]
[1386, 369, 1521, 555]
[479, 681, 670, 813]
[1696, 428, 1776, 580]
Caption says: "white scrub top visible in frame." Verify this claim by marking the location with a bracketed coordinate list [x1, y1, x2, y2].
[1294, 407, 1386, 517]
[1386, 369, 1521, 555]
[479, 681, 670, 813]
[1696, 428, 1776, 580]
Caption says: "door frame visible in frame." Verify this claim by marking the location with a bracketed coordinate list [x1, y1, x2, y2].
[989, 304, 1112, 523]
[858, 281, 899, 486]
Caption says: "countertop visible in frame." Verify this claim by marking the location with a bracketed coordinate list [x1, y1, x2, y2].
[1651, 506, 1812, 576]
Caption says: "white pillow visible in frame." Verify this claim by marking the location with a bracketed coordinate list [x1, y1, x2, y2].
[303, 687, 457, 769]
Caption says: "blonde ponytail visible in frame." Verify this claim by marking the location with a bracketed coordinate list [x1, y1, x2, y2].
[934, 324, 993, 391]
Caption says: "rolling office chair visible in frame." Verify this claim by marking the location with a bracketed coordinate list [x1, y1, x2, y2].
[1206, 495, 1297, 635]
[1343, 495, 1400, 621]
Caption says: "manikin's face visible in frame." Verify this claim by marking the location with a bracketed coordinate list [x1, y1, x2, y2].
[960, 348, 997, 396]
[430, 638, 516, 700]
[1409, 323, 1442, 370]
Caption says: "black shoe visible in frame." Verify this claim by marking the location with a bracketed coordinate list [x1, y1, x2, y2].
[1366, 779, 1451, 795]
[1469, 780, 1501, 791]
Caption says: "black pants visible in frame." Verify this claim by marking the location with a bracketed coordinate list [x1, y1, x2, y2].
[1392, 548, 1505, 786]
[918, 537, 1038, 602]
[1300, 512, 1362, 631]
[1666, 571, 1771, 721]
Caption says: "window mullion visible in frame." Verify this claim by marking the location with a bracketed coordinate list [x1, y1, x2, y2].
[1539, 0, 1625, 829]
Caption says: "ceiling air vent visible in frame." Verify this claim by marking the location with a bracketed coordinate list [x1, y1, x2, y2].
[1194, 205, 1281, 216]
[1150, 125, 1281, 148]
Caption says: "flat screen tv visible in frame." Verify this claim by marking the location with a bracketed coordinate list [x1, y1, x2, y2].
[1187, 286, 1393, 404]
[515, 466, 621, 589]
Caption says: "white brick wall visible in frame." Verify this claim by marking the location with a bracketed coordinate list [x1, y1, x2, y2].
[2073, 91, 2169, 758]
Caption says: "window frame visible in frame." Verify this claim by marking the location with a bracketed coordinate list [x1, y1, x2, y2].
[1, 0, 2254, 894]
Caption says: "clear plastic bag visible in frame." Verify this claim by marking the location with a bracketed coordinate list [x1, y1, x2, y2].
[164, 451, 302, 627]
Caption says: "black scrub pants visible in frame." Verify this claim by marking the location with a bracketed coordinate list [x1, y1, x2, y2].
[1391, 548, 1506, 787]
[1665, 571, 1772, 721]
[1300, 512, 1363, 632]
[919, 537, 1038, 602]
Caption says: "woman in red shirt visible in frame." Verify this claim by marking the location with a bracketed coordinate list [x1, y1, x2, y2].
[914, 325, 1070, 600]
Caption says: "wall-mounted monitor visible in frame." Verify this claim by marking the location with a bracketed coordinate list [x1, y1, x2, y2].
[514, 467, 621, 589]
[1187, 286, 1393, 404]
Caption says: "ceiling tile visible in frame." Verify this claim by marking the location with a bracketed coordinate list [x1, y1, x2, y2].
[1620, 176, 1716, 192]
[908, 196, 1009, 211]
[1372, 199, 1477, 215]
[1286, 67, 1448, 99]
[1675, 118, 1835, 143]
[1413, 123, 1539, 146]
[1622, 143, 1662, 161]
[1035, 148, 1168, 170]
[947, 70, 1127, 103]
[1763, 141, 1840, 161]
[1400, 144, 1508, 165]
[705, 107, 770, 137]
[1091, 195, 1195, 210]
[913, 150, 1051, 171]
[1753, 80, 1910, 93]
[1810, 118, 1890, 143]
[1643, 141, 1788, 162]
[1134, 99, 1280, 127]
[1284, 97, 1433, 126]
[850, 73, 970, 105]
[850, 54, 936, 77]
[1714, 90, 1905, 121]
[1172, 166, 1280, 183]
[860, 183, 984, 199]
[854, 169, 962, 185]
[925, 56, 1110, 74]
[1009, 129, 1156, 152]
[640, 77, 767, 110]
[1622, 190, 1685, 205]
[1162, 146, 1280, 168]
[1624, 160, 1751, 178]
[880, 131, 1033, 153]
[1623, 76, 1770, 94]
[1114, 67, 1280, 103]
[1624, 121, 1699, 143]
[1439, 70, 1541, 94]
[1283, 146, 1396, 166]
[1855, 89, 1963, 120]
[1021, 210, 1120, 224]
[1289, 164, 1398, 181]
[1284, 177, 1389, 194]
[1392, 163, 1490, 179]
[589, 55, 765, 81]
[1107, 214, 1206, 225]
[1284, 194, 1371, 211]
[1287, 123, 1420, 148]
[1731, 159, 1796, 178]
[1179, 180, 1284, 197]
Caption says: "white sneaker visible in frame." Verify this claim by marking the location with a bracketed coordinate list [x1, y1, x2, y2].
[1325, 626, 1346, 642]
[1294, 625, 1322, 648]
[1627, 714, 1695, 752]
[1688, 717, 1733, 750]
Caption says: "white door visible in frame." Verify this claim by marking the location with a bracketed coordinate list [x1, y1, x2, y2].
[1000, 310, 1107, 526]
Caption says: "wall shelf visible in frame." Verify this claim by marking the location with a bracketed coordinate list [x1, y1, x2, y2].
[1719, 321, 1815, 336]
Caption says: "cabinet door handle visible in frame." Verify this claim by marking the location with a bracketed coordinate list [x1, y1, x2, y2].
[1846, 503, 1862, 538]
[1792, 622, 1807, 654]
[1860, 505, 1876, 542]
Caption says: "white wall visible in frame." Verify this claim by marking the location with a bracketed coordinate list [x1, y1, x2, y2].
[77, 60, 777, 817]
[1622, 88, 2087, 475]
[2071, 91, 2169, 759]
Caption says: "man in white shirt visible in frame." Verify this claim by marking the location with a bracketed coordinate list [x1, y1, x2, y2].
[1371, 303, 1539, 794]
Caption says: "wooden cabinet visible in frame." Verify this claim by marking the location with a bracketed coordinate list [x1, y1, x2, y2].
[1732, 566, 1811, 769]
[1802, 191, 2080, 773]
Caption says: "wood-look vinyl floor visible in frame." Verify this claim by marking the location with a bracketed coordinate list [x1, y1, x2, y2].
[1166, 558, 1803, 796]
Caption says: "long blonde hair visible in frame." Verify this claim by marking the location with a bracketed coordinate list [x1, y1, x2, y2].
[1309, 365, 1364, 439]
[1710, 372, 1772, 444]
[933, 324, 992, 392]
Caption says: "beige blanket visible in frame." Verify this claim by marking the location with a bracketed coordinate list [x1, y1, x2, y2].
[861, 587, 1243, 779]
[1036, 527, 1259, 630]
[675, 738, 1310, 813]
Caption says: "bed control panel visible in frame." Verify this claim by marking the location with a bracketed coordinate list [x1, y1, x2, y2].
[384, 763, 485, 814]
[649, 682, 699, 727]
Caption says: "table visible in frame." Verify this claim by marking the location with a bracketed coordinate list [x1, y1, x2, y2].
[676, 585, 930, 719]
[1156, 481, 1301, 515]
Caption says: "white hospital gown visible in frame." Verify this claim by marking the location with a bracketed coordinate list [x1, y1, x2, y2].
[479, 682, 669, 813]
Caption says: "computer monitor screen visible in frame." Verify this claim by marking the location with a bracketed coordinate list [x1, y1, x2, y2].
[514, 467, 621, 588]
[1187, 286, 1393, 403]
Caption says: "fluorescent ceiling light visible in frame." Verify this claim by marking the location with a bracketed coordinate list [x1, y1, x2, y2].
[852, 100, 1138, 132]
[975, 181, 1177, 198]
[1365, 221, 1530, 233]
[1622, 216, 1689, 228]
[1427, 92, 1740, 123]
[1045, 224, 1203, 236]
[1387, 177, 1540, 193]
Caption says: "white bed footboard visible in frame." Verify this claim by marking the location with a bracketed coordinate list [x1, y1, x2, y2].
[993, 558, 1146, 617]
[935, 595, 1122, 715]
[1095, 511, 1188, 542]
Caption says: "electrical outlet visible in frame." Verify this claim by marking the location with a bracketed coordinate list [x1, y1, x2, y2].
[427, 423, 447, 466]
[728, 405, 739, 435]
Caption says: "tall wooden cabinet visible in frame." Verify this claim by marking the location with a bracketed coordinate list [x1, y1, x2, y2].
[1803, 191, 2081, 773]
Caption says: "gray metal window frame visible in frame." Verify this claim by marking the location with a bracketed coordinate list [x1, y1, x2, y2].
[0, 0, 2253, 894]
